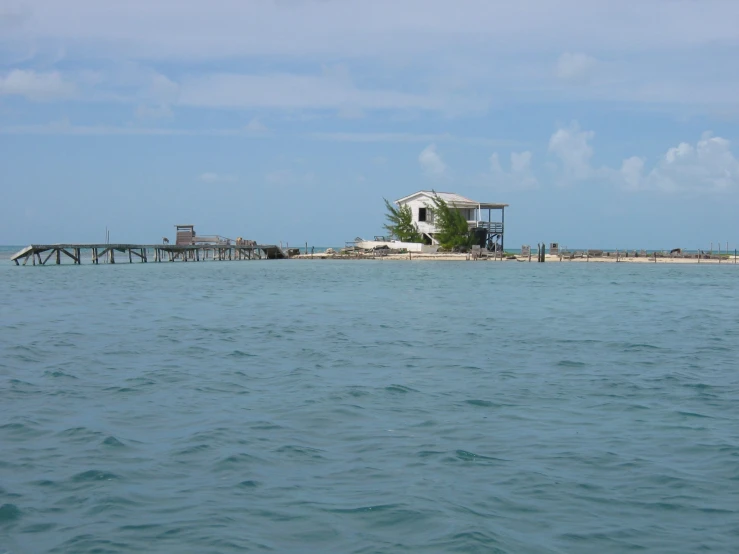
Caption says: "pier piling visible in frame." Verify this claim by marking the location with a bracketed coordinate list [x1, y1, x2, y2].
[10, 243, 289, 267]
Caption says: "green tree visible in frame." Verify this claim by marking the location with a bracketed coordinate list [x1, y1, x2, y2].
[383, 198, 422, 243]
[430, 192, 473, 249]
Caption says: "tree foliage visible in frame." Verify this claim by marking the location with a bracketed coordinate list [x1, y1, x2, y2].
[383, 198, 422, 243]
[430, 192, 473, 249]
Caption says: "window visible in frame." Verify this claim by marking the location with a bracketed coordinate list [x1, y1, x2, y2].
[419, 207, 427, 222]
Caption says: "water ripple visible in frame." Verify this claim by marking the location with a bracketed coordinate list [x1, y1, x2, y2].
[2, 261, 739, 552]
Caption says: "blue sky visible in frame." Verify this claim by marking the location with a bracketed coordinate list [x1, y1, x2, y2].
[1, 0, 738, 249]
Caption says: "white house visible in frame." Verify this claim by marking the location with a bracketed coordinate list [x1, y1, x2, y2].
[395, 191, 508, 249]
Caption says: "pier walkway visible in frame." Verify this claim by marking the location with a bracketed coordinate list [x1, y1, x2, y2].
[10, 244, 287, 266]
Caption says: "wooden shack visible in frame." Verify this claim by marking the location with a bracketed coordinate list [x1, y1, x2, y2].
[176, 225, 196, 245]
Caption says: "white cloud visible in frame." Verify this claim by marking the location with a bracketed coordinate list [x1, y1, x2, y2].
[556, 52, 597, 82]
[619, 156, 645, 190]
[12, 1, 739, 60]
[0, 69, 74, 100]
[0, 3, 31, 31]
[148, 73, 179, 102]
[547, 123, 739, 193]
[545, 122, 739, 193]
[245, 117, 268, 133]
[0, 119, 282, 136]
[0, 121, 238, 135]
[419, 144, 447, 178]
[313, 132, 452, 143]
[2, 1, 739, 116]
[310, 131, 521, 147]
[337, 106, 365, 119]
[490, 151, 538, 189]
[198, 172, 237, 183]
[177, 73, 442, 111]
[135, 104, 173, 119]
[548, 122, 595, 181]
[618, 133, 739, 192]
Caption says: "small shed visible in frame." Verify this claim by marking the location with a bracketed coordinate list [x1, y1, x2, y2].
[175, 225, 196, 245]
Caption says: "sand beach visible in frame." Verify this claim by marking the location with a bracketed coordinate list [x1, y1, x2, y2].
[296, 251, 739, 264]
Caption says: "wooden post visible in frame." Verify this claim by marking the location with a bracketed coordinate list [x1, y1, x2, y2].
[56, 249, 61, 265]
[501, 207, 505, 253]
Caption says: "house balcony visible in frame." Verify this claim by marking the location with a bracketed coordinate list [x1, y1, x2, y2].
[467, 221, 503, 234]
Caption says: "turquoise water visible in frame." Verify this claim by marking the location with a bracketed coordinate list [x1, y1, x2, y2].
[1, 259, 738, 553]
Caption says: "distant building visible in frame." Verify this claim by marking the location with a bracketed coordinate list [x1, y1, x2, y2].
[175, 225, 197, 245]
[174, 224, 236, 246]
[394, 191, 508, 249]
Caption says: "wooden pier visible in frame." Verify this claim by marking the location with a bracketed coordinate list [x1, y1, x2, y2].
[10, 243, 288, 266]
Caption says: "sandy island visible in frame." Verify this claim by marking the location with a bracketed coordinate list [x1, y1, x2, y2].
[295, 252, 739, 264]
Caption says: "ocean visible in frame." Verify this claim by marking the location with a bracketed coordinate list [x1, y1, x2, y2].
[1, 255, 738, 553]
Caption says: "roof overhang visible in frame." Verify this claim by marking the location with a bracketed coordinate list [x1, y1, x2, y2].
[395, 191, 507, 209]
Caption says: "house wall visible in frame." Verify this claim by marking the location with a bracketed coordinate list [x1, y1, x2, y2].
[401, 196, 438, 235]
[399, 195, 479, 236]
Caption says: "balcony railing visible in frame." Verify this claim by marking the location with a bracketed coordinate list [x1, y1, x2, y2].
[468, 221, 503, 233]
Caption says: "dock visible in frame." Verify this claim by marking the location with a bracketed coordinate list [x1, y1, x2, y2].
[10, 243, 288, 266]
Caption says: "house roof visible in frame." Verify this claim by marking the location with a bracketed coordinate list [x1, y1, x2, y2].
[395, 191, 508, 209]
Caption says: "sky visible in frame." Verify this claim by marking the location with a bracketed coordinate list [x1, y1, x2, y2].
[1, 0, 738, 249]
